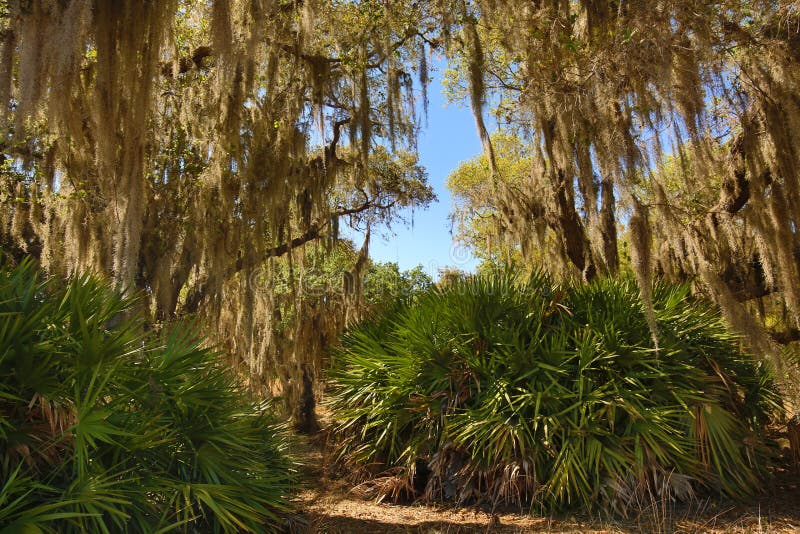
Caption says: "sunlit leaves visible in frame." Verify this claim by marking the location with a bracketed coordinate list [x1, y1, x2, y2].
[0, 259, 295, 532]
[329, 270, 780, 513]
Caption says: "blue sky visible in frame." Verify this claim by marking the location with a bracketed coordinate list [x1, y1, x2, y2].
[360, 60, 485, 276]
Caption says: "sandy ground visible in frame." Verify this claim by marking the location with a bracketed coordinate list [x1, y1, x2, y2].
[290, 433, 800, 533]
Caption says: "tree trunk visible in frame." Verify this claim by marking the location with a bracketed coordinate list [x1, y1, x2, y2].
[293, 363, 320, 434]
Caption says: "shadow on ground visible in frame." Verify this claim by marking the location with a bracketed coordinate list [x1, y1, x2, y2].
[291, 423, 800, 533]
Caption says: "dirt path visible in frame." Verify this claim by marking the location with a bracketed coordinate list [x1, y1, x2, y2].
[291, 433, 800, 533]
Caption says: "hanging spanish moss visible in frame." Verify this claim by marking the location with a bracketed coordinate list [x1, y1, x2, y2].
[0, 0, 435, 426]
[443, 0, 800, 365]
[4, 0, 800, 417]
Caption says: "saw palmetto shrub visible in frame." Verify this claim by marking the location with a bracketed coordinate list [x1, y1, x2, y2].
[0, 259, 296, 533]
[328, 271, 780, 514]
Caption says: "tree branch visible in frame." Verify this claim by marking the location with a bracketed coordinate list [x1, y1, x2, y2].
[326, 118, 350, 164]
[231, 192, 392, 275]
[263, 225, 322, 259]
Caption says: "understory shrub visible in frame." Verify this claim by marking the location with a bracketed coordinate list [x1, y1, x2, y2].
[0, 259, 296, 533]
[328, 271, 781, 514]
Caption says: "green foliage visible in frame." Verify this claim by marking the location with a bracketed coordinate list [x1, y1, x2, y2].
[259, 245, 432, 357]
[328, 271, 781, 513]
[0, 258, 295, 533]
[363, 262, 433, 311]
[446, 132, 533, 263]
[330, 146, 436, 232]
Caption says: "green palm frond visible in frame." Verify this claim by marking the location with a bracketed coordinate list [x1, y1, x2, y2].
[328, 271, 781, 513]
[0, 258, 296, 533]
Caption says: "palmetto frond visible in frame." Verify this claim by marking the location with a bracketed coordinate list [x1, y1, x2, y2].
[0, 259, 296, 533]
[328, 271, 781, 513]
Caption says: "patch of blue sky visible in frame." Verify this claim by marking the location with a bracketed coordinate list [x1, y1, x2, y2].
[341, 56, 491, 277]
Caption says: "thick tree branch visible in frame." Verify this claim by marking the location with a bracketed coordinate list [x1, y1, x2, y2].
[265, 225, 321, 259]
[228, 192, 394, 277]
[326, 118, 350, 165]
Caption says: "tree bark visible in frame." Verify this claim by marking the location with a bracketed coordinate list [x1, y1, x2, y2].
[550, 169, 596, 281]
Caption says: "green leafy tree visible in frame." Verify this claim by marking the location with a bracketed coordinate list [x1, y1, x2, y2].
[447, 132, 542, 267]
[363, 262, 434, 311]
[256, 243, 434, 432]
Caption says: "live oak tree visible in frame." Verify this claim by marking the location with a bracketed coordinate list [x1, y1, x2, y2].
[442, 0, 800, 366]
[4, 0, 800, 417]
[0, 0, 435, 429]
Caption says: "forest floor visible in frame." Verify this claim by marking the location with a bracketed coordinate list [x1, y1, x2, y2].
[290, 429, 800, 534]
